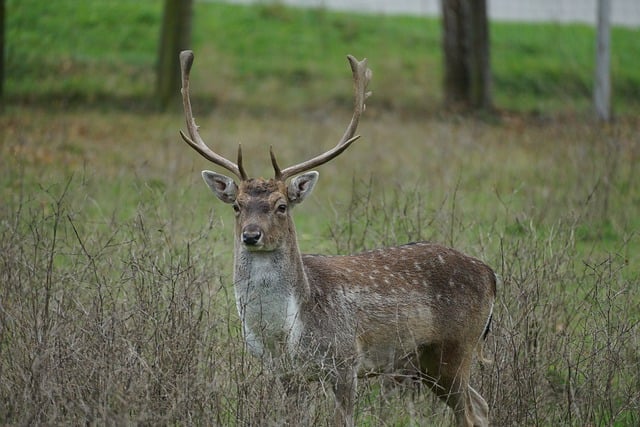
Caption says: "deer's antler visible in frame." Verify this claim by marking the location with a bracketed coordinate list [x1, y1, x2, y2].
[272, 55, 372, 181]
[179, 50, 247, 180]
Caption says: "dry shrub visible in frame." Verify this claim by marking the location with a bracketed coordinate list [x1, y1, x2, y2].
[1, 114, 638, 426]
[0, 180, 224, 424]
[0, 177, 342, 425]
[487, 221, 639, 426]
[325, 172, 639, 425]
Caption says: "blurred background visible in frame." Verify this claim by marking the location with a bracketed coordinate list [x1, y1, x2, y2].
[3, 0, 640, 116]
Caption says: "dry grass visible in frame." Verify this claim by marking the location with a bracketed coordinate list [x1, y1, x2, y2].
[1, 107, 639, 425]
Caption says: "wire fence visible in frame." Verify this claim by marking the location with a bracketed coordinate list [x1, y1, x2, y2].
[222, 0, 640, 27]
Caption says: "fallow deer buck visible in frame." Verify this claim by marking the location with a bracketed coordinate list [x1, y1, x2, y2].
[178, 50, 496, 427]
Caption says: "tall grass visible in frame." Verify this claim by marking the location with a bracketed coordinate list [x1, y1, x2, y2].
[1, 105, 638, 424]
[0, 175, 223, 423]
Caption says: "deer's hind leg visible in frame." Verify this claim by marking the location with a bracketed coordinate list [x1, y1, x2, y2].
[418, 343, 489, 427]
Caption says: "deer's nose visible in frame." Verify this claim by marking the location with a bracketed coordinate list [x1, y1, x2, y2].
[242, 225, 263, 246]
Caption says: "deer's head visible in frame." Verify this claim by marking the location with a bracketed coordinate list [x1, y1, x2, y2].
[202, 173, 318, 251]
[179, 51, 371, 252]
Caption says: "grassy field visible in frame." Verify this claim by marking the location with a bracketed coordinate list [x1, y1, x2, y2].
[2, 0, 640, 425]
[6, 0, 640, 114]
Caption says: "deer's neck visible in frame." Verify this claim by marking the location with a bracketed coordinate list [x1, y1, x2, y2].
[233, 241, 309, 357]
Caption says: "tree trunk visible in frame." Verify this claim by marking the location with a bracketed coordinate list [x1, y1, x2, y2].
[468, 0, 491, 109]
[157, 0, 193, 110]
[442, 0, 468, 105]
[594, 0, 611, 121]
[0, 0, 5, 98]
[441, 0, 491, 110]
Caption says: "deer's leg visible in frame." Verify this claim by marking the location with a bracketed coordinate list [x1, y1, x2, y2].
[278, 373, 318, 425]
[332, 367, 356, 427]
[418, 343, 489, 427]
[467, 385, 489, 426]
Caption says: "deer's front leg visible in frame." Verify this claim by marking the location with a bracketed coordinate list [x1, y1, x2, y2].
[332, 367, 357, 427]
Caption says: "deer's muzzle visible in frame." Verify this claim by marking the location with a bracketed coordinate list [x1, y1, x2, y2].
[241, 225, 263, 247]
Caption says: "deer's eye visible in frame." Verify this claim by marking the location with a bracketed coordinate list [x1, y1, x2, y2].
[232, 203, 240, 214]
[276, 203, 287, 214]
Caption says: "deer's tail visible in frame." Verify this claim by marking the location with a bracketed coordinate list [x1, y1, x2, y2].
[477, 272, 499, 365]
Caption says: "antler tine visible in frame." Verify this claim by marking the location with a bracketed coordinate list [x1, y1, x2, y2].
[274, 55, 372, 181]
[179, 50, 247, 180]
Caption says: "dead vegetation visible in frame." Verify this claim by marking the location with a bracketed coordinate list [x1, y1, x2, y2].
[1, 109, 638, 425]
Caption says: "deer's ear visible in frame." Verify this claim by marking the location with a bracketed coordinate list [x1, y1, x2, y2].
[202, 170, 238, 204]
[288, 171, 319, 205]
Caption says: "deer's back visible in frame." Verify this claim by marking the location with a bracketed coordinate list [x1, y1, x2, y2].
[300, 242, 496, 364]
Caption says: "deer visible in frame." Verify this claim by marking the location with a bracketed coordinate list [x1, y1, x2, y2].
[177, 50, 496, 427]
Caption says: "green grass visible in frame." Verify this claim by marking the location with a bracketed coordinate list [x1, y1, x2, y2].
[5, 0, 640, 114]
[1, 0, 640, 425]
